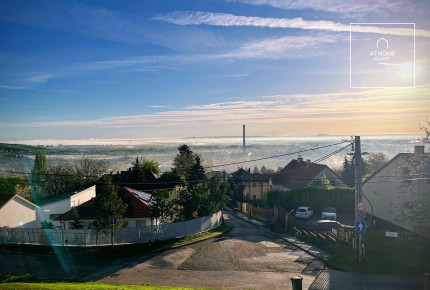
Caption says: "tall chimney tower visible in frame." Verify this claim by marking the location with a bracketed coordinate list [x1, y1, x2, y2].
[243, 124, 246, 156]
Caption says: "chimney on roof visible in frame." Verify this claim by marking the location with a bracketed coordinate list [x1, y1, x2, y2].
[297, 155, 303, 163]
[306, 159, 311, 167]
[414, 145, 425, 154]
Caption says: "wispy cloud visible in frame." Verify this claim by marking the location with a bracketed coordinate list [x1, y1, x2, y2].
[148, 105, 171, 108]
[0, 85, 29, 90]
[154, 11, 430, 38]
[229, 0, 405, 16]
[2, 85, 429, 129]
[26, 74, 55, 83]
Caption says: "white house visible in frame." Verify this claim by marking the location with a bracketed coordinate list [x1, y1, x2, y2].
[0, 194, 39, 228]
[36, 185, 96, 228]
[363, 145, 430, 233]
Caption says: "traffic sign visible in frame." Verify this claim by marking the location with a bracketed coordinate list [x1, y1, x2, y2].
[110, 217, 117, 225]
[357, 201, 366, 211]
[355, 221, 366, 232]
[356, 210, 366, 221]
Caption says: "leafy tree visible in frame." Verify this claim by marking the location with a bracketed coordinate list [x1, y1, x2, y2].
[260, 166, 274, 174]
[188, 155, 206, 187]
[311, 174, 334, 190]
[173, 144, 195, 181]
[179, 177, 227, 219]
[93, 176, 127, 231]
[253, 166, 260, 173]
[158, 168, 182, 189]
[31, 150, 48, 200]
[151, 189, 179, 223]
[364, 152, 389, 176]
[75, 157, 108, 185]
[341, 157, 354, 187]
[70, 207, 84, 229]
[32, 150, 47, 176]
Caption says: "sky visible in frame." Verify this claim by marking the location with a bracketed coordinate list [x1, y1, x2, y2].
[0, 0, 429, 142]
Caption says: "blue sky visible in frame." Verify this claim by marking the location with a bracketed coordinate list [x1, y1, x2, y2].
[1, 0, 429, 141]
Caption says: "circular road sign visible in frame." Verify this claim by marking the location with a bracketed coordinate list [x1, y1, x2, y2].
[356, 209, 366, 221]
[357, 201, 366, 211]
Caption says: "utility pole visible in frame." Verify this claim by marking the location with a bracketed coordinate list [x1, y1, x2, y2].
[353, 136, 365, 262]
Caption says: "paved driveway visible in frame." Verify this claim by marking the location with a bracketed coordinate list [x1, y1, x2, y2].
[0, 210, 423, 289]
[95, 211, 325, 289]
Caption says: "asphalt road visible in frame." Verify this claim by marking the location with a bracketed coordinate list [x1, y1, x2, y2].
[0, 210, 424, 289]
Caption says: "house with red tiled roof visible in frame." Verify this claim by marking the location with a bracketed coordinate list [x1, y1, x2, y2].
[55, 187, 156, 229]
[269, 156, 347, 191]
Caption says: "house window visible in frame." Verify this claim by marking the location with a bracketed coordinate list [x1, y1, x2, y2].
[330, 180, 335, 186]
[253, 195, 256, 200]
[253, 183, 256, 188]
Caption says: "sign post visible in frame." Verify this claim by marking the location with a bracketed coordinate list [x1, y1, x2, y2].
[110, 217, 117, 245]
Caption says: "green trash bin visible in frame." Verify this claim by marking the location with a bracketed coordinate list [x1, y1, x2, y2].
[291, 276, 303, 290]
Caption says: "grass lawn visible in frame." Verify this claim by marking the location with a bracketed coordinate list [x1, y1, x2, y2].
[2, 281, 218, 289]
[0, 222, 231, 260]
[293, 231, 430, 273]
[0, 274, 221, 289]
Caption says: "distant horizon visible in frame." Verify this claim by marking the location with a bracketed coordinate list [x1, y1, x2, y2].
[1, 132, 425, 146]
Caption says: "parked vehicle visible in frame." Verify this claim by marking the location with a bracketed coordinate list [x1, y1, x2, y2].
[321, 207, 337, 220]
[295, 206, 313, 219]
[313, 220, 354, 231]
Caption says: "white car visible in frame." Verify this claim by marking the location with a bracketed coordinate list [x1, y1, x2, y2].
[321, 207, 337, 220]
[295, 206, 313, 219]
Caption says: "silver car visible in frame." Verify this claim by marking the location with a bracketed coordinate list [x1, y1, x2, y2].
[321, 207, 337, 220]
[295, 206, 313, 219]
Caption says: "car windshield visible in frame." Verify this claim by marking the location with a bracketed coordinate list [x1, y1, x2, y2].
[297, 208, 307, 212]
[323, 207, 335, 213]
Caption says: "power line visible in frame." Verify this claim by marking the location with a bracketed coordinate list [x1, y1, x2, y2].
[205, 141, 351, 169]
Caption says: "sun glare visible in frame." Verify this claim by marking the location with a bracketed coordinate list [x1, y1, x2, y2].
[398, 62, 422, 79]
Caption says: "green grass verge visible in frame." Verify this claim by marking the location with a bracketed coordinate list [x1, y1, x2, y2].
[292, 231, 430, 273]
[1, 281, 218, 289]
[0, 274, 221, 289]
[0, 222, 231, 260]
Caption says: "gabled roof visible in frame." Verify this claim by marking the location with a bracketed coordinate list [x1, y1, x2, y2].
[247, 173, 270, 182]
[363, 152, 430, 184]
[270, 159, 329, 190]
[37, 185, 95, 206]
[0, 194, 38, 210]
[55, 187, 152, 221]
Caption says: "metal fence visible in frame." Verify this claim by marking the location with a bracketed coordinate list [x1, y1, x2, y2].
[0, 211, 223, 246]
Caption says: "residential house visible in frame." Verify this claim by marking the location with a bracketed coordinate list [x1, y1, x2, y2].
[0, 194, 39, 228]
[36, 185, 96, 228]
[55, 187, 156, 229]
[362, 145, 430, 233]
[269, 157, 347, 191]
[244, 173, 270, 200]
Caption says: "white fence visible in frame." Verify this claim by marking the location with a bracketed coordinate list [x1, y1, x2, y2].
[0, 211, 223, 246]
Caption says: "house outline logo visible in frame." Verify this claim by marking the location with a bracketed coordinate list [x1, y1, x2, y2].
[377, 37, 388, 49]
